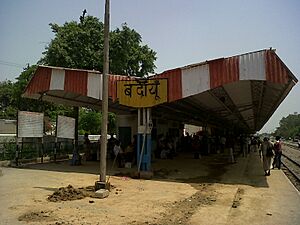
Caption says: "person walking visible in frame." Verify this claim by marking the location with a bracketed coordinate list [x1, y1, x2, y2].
[261, 137, 274, 176]
[272, 136, 282, 169]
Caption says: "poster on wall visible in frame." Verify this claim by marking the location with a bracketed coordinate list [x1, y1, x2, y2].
[18, 111, 44, 138]
[56, 115, 75, 139]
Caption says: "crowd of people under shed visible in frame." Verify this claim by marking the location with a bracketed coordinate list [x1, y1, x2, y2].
[83, 131, 283, 175]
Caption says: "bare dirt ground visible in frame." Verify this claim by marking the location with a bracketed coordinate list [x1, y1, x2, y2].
[1, 152, 300, 225]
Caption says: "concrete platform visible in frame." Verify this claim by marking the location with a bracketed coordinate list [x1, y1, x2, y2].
[189, 152, 300, 225]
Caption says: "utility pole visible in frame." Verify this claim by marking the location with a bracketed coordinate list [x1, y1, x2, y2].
[100, 0, 110, 182]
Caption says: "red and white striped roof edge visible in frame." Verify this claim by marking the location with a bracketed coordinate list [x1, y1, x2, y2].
[151, 49, 297, 102]
[23, 49, 298, 103]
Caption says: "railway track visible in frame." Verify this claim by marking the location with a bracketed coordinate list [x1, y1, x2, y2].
[281, 143, 300, 190]
[284, 142, 299, 150]
[281, 154, 300, 182]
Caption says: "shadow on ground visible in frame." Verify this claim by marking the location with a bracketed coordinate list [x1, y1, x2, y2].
[18, 152, 268, 188]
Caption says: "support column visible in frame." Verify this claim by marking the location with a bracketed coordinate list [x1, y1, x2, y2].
[137, 108, 152, 172]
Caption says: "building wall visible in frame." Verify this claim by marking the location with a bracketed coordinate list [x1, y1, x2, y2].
[116, 115, 137, 142]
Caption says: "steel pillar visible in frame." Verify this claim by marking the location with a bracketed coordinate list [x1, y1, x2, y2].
[137, 108, 152, 171]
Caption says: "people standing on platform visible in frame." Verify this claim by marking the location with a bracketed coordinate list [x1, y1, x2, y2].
[124, 142, 134, 164]
[185, 132, 192, 151]
[239, 135, 244, 155]
[247, 136, 251, 153]
[258, 137, 262, 158]
[83, 133, 91, 160]
[243, 136, 248, 157]
[113, 140, 124, 168]
[251, 137, 258, 153]
[210, 136, 216, 153]
[191, 134, 201, 158]
[201, 134, 209, 155]
[261, 137, 274, 176]
[272, 136, 282, 169]
[108, 135, 117, 159]
[220, 136, 226, 153]
[227, 135, 235, 163]
[156, 134, 165, 158]
[166, 137, 175, 159]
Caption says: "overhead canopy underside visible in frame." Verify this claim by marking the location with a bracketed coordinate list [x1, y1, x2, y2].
[23, 49, 298, 133]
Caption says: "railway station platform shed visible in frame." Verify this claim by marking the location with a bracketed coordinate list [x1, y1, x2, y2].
[22, 48, 298, 169]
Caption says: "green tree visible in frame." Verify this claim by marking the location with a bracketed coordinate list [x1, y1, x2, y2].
[79, 108, 101, 134]
[0, 80, 16, 119]
[273, 114, 300, 139]
[41, 16, 104, 71]
[40, 15, 157, 77]
[110, 23, 157, 76]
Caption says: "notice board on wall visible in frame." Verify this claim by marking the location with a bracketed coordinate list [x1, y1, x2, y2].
[56, 115, 75, 139]
[18, 111, 44, 138]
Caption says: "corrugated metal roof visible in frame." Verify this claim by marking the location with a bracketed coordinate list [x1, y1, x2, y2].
[64, 70, 88, 96]
[239, 51, 266, 81]
[265, 50, 289, 84]
[24, 65, 135, 100]
[108, 75, 134, 101]
[24, 49, 297, 105]
[208, 56, 239, 89]
[26, 66, 51, 94]
[154, 68, 182, 102]
[23, 49, 298, 133]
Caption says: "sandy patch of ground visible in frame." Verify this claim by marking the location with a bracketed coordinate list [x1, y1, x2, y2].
[5, 153, 294, 225]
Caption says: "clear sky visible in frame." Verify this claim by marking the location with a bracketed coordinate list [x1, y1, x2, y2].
[0, 0, 299, 133]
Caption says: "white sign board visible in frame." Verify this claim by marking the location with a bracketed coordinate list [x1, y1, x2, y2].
[56, 115, 75, 139]
[18, 111, 44, 138]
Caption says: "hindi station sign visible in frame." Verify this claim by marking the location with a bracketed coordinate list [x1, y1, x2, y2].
[117, 79, 168, 107]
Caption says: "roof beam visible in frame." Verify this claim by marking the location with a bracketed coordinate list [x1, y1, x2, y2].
[209, 87, 251, 132]
[251, 80, 265, 130]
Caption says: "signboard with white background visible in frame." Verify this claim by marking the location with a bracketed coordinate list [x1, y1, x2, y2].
[18, 111, 44, 138]
[56, 115, 75, 139]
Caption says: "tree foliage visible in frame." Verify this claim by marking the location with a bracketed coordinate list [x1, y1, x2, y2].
[110, 24, 157, 76]
[41, 16, 104, 71]
[79, 108, 101, 134]
[78, 108, 116, 135]
[0, 80, 16, 119]
[0, 65, 73, 121]
[273, 114, 300, 138]
[41, 16, 157, 77]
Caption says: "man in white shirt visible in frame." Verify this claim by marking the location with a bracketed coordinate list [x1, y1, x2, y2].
[113, 140, 124, 167]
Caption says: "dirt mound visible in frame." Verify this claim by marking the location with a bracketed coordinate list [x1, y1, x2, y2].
[18, 210, 55, 222]
[48, 185, 86, 202]
[48, 184, 116, 202]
